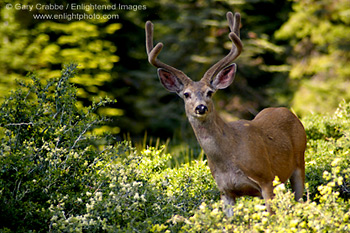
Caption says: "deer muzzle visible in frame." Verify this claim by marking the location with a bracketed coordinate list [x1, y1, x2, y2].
[195, 104, 208, 115]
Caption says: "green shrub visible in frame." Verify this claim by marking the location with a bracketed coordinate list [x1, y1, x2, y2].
[0, 64, 115, 231]
[173, 176, 349, 232]
[303, 101, 350, 200]
[48, 146, 218, 232]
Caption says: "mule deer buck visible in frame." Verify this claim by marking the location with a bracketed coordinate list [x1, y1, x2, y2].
[145, 12, 306, 215]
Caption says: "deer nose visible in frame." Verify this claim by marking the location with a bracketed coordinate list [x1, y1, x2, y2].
[195, 104, 208, 115]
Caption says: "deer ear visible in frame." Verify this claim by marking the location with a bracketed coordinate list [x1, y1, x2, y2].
[211, 64, 236, 90]
[158, 68, 184, 93]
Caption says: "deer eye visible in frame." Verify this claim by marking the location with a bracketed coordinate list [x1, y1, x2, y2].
[206, 90, 214, 98]
[184, 92, 191, 99]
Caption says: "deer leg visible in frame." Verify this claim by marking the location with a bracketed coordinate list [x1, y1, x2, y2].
[221, 193, 235, 217]
[290, 167, 305, 201]
[261, 183, 274, 214]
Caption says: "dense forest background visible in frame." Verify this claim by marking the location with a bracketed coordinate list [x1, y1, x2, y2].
[1, 0, 350, 143]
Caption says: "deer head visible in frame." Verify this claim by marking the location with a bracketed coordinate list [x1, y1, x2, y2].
[146, 12, 243, 121]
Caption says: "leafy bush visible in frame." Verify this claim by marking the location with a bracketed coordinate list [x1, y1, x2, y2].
[303, 101, 350, 200]
[0, 64, 116, 231]
[0, 65, 217, 232]
[173, 177, 349, 232]
[0, 64, 349, 232]
[48, 146, 218, 232]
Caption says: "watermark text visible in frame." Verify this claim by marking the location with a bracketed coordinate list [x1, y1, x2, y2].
[5, 3, 147, 21]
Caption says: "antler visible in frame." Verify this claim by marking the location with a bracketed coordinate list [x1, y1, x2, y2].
[201, 12, 243, 85]
[145, 21, 192, 85]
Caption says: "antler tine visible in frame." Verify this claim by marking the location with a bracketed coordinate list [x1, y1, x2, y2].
[227, 11, 240, 38]
[145, 21, 192, 85]
[202, 12, 243, 85]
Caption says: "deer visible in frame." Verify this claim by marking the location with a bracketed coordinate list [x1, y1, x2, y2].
[145, 12, 307, 215]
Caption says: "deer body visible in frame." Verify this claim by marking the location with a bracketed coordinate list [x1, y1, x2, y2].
[190, 107, 306, 208]
[146, 12, 306, 215]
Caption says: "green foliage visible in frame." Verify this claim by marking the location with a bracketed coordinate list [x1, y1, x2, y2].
[172, 165, 350, 233]
[0, 64, 116, 231]
[172, 174, 349, 232]
[48, 148, 218, 232]
[303, 100, 350, 200]
[0, 0, 120, 106]
[275, 0, 350, 115]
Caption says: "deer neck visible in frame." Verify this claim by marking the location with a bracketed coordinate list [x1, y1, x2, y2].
[188, 110, 234, 160]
